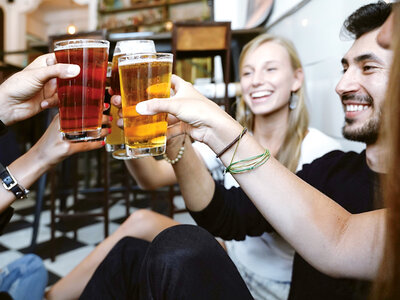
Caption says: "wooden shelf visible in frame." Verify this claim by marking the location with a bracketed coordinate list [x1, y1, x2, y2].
[106, 21, 166, 33]
[99, 0, 166, 14]
[99, 0, 201, 15]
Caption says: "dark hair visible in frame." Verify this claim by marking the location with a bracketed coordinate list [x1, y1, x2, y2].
[343, 1, 392, 39]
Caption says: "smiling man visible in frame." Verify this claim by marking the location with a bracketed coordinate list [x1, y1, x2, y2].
[337, 29, 391, 148]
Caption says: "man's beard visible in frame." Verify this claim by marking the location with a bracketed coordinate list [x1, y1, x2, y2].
[341, 93, 381, 145]
[342, 115, 380, 145]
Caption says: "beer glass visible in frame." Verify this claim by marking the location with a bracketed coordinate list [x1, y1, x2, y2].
[118, 53, 173, 158]
[106, 40, 156, 159]
[54, 39, 110, 142]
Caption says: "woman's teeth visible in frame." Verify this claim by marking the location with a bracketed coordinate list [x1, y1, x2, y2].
[251, 91, 272, 98]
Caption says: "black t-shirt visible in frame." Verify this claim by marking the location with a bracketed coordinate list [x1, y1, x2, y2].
[190, 150, 379, 300]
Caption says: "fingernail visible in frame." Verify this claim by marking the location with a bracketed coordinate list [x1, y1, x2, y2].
[41, 101, 49, 109]
[109, 116, 113, 121]
[46, 57, 56, 66]
[136, 102, 148, 115]
[67, 65, 80, 76]
[108, 128, 112, 134]
[101, 141, 106, 146]
[104, 103, 110, 110]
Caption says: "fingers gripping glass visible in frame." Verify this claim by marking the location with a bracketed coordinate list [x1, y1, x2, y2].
[54, 39, 110, 142]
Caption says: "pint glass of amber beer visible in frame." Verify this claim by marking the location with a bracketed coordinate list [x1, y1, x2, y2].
[118, 53, 173, 157]
[54, 39, 109, 142]
[106, 40, 156, 159]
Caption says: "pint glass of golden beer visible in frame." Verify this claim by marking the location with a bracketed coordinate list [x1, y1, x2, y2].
[118, 53, 173, 158]
[54, 39, 109, 142]
[106, 40, 156, 159]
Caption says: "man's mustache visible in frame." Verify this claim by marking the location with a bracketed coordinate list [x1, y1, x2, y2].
[341, 93, 373, 105]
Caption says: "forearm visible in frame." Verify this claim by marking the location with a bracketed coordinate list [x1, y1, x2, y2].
[190, 182, 273, 240]
[124, 157, 176, 190]
[0, 146, 49, 211]
[172, 135, 215, 212]
[207, 124, 383, 279]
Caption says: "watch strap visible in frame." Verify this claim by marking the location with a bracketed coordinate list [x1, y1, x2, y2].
[0, 163, 29, 199]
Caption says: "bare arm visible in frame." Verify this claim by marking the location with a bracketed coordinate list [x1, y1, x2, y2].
[124, 158, 177, 190]
[0, 115, 106, 212]
[168, 134, 216, 212]
[136, 75, 386, 280]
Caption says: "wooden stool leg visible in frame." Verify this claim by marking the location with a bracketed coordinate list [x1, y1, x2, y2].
[103, 150, 110, 238]
[50, 168, 57, 262]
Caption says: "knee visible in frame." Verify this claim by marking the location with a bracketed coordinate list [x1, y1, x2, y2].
[120, 209, 160, 234]
[20, 254, 45, 273]
[122, 209, 151, 227]
[17, 254, 47, 283]
[149, 225, 220, 267]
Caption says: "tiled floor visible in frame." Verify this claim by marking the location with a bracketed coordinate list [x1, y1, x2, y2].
[0, 176, 195, 288]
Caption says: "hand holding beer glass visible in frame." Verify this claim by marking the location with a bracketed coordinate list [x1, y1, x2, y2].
[106, 40, 156, 159]
[54, 39, 109, 142]
[118, 53, 173, 158]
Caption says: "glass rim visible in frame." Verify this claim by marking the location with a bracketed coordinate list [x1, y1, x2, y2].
[114, 40, 156, 56]
[54, 39, 110, 50]
[115, 40, 155, 46]
[118, 52, 173, 65]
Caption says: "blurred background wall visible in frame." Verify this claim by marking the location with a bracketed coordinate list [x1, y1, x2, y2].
[215, 0, 371, 152]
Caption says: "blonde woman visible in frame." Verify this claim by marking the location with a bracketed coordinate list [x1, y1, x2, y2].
[47, 34, 339, 300]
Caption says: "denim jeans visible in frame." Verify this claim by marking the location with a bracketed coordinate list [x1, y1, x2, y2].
[0, 254, 48, 300]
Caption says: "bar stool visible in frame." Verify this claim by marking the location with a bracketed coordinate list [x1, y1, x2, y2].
[172, 21, 232, 112]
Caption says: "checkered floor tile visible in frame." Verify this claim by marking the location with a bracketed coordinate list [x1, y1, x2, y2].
[0, 192, 195, 287]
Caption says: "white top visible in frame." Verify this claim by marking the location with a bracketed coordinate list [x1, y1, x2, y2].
[193, 128, 342, 282]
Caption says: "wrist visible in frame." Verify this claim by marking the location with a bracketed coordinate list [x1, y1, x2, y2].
[28, 144, 54, 173]
[0, 88, 12, 126]
[207, 118, 243, 157]
[164, 134, 187, 165]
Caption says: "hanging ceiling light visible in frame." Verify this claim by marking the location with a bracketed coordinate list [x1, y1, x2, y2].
[67, 24, 76, 34]
[67, 0, 76, 35]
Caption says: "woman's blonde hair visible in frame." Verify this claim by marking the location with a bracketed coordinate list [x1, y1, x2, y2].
[236, 34, 309, 172]
[372, 4, 400, 300]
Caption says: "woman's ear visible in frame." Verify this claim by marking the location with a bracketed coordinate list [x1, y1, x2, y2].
[291, 68, 304, 93]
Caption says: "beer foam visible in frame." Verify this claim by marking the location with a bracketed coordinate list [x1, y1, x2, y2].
[115, 42, 156, 55]
[54, 41, 109, 51]
[119, 56, 173, 67]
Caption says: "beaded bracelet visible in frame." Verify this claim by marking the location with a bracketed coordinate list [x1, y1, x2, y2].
[163, 135, 186, 164]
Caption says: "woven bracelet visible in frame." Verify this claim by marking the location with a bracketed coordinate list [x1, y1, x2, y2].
[225, 149, 271, 174]
[216, 127, 247, 158]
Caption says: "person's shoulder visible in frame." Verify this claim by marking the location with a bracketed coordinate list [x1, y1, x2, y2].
[311, 149, 362, 165]
[298, 149, 363, 176]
